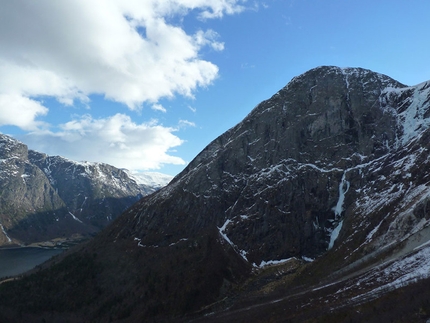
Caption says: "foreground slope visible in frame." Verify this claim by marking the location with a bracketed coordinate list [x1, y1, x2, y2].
[1, 66, 430, 322]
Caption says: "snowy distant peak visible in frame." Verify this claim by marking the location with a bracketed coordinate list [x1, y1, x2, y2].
[120, 170, 173, 196]
[125, 171, 173, 188]
[0, 137, 157, 246]
[29, 152, 99, 169]
[28, 151, 143, 199]
[27, 150, 173, 190]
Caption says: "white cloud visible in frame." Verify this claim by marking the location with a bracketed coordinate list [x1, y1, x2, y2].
[21, 114, 185, 171]
[183, 0, 247, 19]
[194, 30, 225, 51]
[0, 0, 246, 171]
[151, 104, 167, 113]
[0, 94, 48, 130]
[179, 119, 197, 128]
[188, 105, 197, 112]
[0, 0, 246, 127]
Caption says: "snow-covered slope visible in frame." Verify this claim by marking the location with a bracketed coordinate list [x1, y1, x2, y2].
[124, 171, 173, 195]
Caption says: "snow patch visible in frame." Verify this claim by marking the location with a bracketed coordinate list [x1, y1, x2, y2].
[346, 245, 430, 304]
[169, 238, 188, 246]
[125, 171, 173, 188]
[218, 219, 234, 246]
[257, 257, 296, 268]
[333, 172, 350, 218]
[398, 85, 430, 145]
[0, 224, 12, 242]
[328, 220, 343, 250]
[328, 171, 350, 250]
[68, 212, 83, 223]
[302, 256, 315, 262]
[218, 219, 249, 262]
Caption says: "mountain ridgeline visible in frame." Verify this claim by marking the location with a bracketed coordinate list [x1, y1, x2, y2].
[0, 135, 170, 246]
[2, 66, 430, 322]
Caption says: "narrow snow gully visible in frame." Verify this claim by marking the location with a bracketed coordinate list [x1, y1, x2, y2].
[326, 154, 390, 250]
[218, 219, 249, 262]
[328, 171, 350, 250]
[0, 223, 12, 243]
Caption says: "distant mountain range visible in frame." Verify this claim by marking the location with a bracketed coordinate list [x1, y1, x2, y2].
[1, 66, 430, 322]
[0, 134, 172, 247]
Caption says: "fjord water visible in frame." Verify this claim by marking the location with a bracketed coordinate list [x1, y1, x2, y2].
[0, 247, 64, 279]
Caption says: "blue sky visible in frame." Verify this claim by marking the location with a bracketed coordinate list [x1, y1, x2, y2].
[1, 0, 429, 176]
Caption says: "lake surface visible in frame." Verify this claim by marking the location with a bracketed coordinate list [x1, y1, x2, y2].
[0, 247, 64, 279]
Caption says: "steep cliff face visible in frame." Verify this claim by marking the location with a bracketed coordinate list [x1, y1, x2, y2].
[0, 135, 161, 246]
[0, 135, 67, 245]
[124, 66, 407, 263]
[2, 66, 430, 322]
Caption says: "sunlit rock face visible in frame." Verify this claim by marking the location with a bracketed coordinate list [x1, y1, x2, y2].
[28, 151, 144, 228]
[0, 134, 152, 245]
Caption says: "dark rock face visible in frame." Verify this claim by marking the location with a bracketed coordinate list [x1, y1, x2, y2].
[0, 135, 148, 245]
[126, 66, 406, 263]
[0, 135, 66, 244]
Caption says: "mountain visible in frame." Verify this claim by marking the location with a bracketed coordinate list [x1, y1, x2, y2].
[0, 134, 170, 247]
[1, 66, 430, 322]
[124, 171, 173, 195]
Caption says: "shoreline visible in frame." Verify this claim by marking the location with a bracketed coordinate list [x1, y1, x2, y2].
[0, 247, 66, 281]
[0, 245, 68, 250]
[0, 235, 90, 250]
[0, 277, 21, 285]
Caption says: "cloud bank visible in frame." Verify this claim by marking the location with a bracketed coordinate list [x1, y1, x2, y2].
[0, 0, 245, 171]
[22, 114, 185, 170]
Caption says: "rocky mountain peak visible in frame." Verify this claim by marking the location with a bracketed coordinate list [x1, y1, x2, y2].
[287, 66, 403, 90]
[0, 134, 28, 160]
[181, 66, 405, 179]
[123, 66, 422, 266]
[125, 66, 430, 273]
